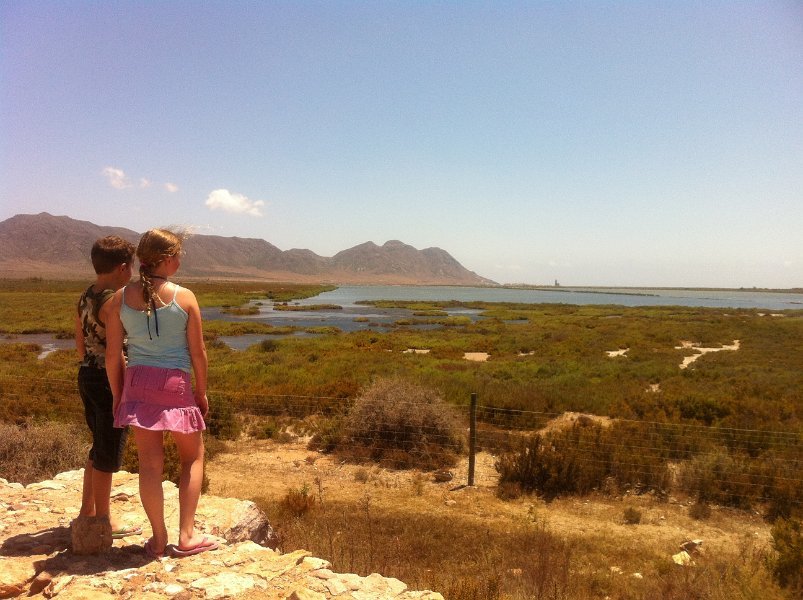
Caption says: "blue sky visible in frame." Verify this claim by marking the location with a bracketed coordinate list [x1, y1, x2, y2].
[2, 1, 801, 288]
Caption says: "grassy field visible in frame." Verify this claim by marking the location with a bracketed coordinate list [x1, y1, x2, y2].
[1, 279, 802, 598]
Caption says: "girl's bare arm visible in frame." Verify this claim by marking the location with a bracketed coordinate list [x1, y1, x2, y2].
[181, 287, 209, 418]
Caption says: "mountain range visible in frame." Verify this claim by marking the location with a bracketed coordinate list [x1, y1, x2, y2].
[0, 213, 496, 286]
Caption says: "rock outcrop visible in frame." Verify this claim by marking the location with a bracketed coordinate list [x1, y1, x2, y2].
[0, 471, 443, 600]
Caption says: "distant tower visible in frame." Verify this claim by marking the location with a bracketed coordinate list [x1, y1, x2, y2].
[554, 279, 560, 287]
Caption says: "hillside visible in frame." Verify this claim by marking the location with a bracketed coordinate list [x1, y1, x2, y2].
[0, 213, 495, 286]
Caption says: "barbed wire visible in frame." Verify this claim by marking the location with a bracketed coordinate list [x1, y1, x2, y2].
[2, 372, 801, 440]
[2, 372, 801, 496]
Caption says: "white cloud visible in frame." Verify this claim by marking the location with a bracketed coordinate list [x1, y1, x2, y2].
[205, 189, 265, 217]
[102, 167, 132, 190]
[102, 166, 180, 193]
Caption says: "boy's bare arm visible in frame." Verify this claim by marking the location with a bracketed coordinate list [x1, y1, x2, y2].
[75, 312, 86, 361]
[105, 290, 126, 411]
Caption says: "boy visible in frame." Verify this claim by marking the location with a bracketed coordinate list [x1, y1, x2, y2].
[75, 235, 140, 542]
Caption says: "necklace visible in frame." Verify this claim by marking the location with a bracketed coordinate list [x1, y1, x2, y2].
[148, 274, 168, 281]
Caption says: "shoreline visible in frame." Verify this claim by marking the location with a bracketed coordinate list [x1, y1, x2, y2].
[502, 284, 803, 295]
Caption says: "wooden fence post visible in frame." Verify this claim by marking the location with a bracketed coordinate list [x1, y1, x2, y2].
[468, 392, 477, 486]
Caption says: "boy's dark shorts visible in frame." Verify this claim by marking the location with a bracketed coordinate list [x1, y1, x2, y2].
[78, 366, 128, 473]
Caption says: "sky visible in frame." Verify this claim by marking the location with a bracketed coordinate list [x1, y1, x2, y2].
[2, 1, 802, 288]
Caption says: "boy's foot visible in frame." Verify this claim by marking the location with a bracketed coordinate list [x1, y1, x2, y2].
[112, 524, 143, 539]
[170, 537, 219, 557]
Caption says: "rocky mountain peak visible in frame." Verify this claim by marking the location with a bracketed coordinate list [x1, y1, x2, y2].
[0, 214, 496, 285]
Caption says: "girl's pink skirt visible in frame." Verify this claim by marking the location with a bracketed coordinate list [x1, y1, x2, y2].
[114, 365, 205, 433]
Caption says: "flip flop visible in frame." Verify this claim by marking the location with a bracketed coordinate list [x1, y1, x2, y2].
[112, 524, 143, 539]
[170, 536, 219, 557]
[143, 538, 165, 560]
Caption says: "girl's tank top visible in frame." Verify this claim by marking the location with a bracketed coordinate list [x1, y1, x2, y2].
[120, 284, 191, 372]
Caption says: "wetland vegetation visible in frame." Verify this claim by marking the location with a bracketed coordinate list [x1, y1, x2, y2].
[1, 279, 802, 598]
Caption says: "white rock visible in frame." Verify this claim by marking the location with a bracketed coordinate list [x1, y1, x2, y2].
[26, 481, 65, 491]
[324, 578, 348, 595]
[191, 573, 257, 600]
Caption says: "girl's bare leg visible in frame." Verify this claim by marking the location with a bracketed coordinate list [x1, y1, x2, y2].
[171, 430, 205, 549]
[134, 427, 168, 551]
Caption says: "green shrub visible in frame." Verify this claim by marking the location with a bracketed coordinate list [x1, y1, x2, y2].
[337, 377, 465, 470]
[281, 483, 317, 517]
[307, 416, 344, 453]
[677, 449, 757, 509]
[496, 481, 524, 501]
[623, 507, 642, 525]
[689, 499, 712, 520]
[768, 518, 803, 593]
[205, 393, 241, 440]
[250, 417, 280, 440]
[258, 339, 278, 352]
[495, 421, 672, 500]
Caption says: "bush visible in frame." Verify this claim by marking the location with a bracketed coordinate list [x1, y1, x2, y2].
[307, 416, 344, 453]
[623, 507, 642, 525]
[676, 449, 757, 510]
[0, 422, 89, 484]
[257, 339, 278, 352]
[495, 421, 671, 500]
[205, 393, 241, 441]
[281, 483, 317, 517]
[768, 518, 803, 593]
[496, 481, 524, 501]
[337, 377, 465, 470]
[689, 499, 712, 520]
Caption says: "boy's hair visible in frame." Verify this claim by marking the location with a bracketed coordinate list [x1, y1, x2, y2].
[91, 236, 136, 274]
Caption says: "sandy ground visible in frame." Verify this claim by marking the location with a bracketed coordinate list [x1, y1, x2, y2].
[206, 435, 773, 567]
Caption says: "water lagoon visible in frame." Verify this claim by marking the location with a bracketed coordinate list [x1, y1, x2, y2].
[204, 285, 801, 350]
[203, 296, 485, 350]
[296, 285, 802, 311]
[6, 285, 799, 355]
[0, 333, 74, 358]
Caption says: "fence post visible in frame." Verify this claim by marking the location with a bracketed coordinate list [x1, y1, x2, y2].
[468, 392, 477, 486]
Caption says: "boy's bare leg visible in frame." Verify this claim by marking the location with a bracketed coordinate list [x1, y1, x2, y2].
[79, 458, 127, 530]
[92, 468, 121, 529]
[79, 458, 95, 516]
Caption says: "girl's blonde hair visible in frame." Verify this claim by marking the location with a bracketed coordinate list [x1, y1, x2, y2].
[136, 228, 186, 316]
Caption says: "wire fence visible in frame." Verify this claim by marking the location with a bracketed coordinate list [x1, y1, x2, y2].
[2, 373, 802, 510]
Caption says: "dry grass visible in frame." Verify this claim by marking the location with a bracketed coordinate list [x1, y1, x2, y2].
[0, 421, 89, 484]
[208, 437, 787, 600]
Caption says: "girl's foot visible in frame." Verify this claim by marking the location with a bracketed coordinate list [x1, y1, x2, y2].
[171, 536, 218, 557]
[143, 538, 166, 559]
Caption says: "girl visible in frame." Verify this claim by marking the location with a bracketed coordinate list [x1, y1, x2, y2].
[106, 228, 217, 558]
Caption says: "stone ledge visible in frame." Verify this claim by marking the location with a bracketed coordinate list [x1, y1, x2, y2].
[0, 472, 443, 600]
